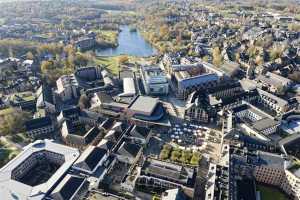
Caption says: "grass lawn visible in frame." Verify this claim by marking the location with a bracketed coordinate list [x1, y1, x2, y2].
[94, 55, 153, 75]
[257, 185, 288, 200]
[94, 56, 121, 75]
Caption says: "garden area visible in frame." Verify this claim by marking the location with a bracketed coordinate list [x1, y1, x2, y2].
[257, 184, 288, 200]
[159, 144, 201, 166]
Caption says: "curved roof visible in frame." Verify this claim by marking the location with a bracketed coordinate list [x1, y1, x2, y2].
[133, 103, 165, 121]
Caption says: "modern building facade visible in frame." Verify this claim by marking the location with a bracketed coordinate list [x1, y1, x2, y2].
[140, 65, 169, 96]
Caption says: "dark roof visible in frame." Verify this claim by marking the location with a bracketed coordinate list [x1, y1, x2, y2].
[133, 103, 165, 121]
[66, 121, 87, 136]
[58, 175, 85, 200]
[236, 179, 256, 200]
[101, 118, 115, 130]
[85, 147, 107, 170]
[85, 126, 101, 144]
[62, 106, 80, 117]
[42, 84, 54, 104]
[117, 142, 141, 158]
[130, 126, 150, 139]
[25, 116, 52, 131]
[95, 92, 113, 103]
[231, 104, 249, 113]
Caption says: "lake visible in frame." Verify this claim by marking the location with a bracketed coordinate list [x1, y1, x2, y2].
[96, 26, 157, 57]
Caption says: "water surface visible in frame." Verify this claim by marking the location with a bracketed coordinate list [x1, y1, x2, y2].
[96, 26, 157, 57]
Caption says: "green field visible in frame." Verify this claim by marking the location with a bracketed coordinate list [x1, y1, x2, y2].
[257, 185, 288, 200]
[94, 55, 151, 75]
[94, 56, 121, 75]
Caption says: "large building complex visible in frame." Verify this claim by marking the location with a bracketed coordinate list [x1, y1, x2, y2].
[168, 62, 224, 99]
[0, 140, 80, 200]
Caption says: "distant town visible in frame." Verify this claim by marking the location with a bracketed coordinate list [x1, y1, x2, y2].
[0, 0, 300, 200]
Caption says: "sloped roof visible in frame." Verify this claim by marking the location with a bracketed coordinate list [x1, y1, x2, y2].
[130, 125, 150, 139]
[51, 174, 86, 200]
[117, 142, 141, 158]
[74, 146, 107, 172]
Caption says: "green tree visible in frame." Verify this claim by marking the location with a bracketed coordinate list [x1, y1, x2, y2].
[41, 60, 54, 74]
[26, 51, 34, 60]
[269, 45, 285, 61]
[212, 47, 222, 67]
[78, 94, 90, 109]
[247, 45, 257, 59]
[159, 25, 170, 40]
[118, 55, 129, 65]
[74, 53, 89, 68]
[190, 152, 201, 165]
[0, 109, 31, 136]
[171, 150, 181, 162]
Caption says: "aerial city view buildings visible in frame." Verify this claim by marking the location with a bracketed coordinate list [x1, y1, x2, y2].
[0, 0, 300, 199]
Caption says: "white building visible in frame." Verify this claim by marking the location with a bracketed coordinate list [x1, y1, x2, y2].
[56, 75, 79, 102]
[140, 65, 169, 95]
[0, 139, 80, 200]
